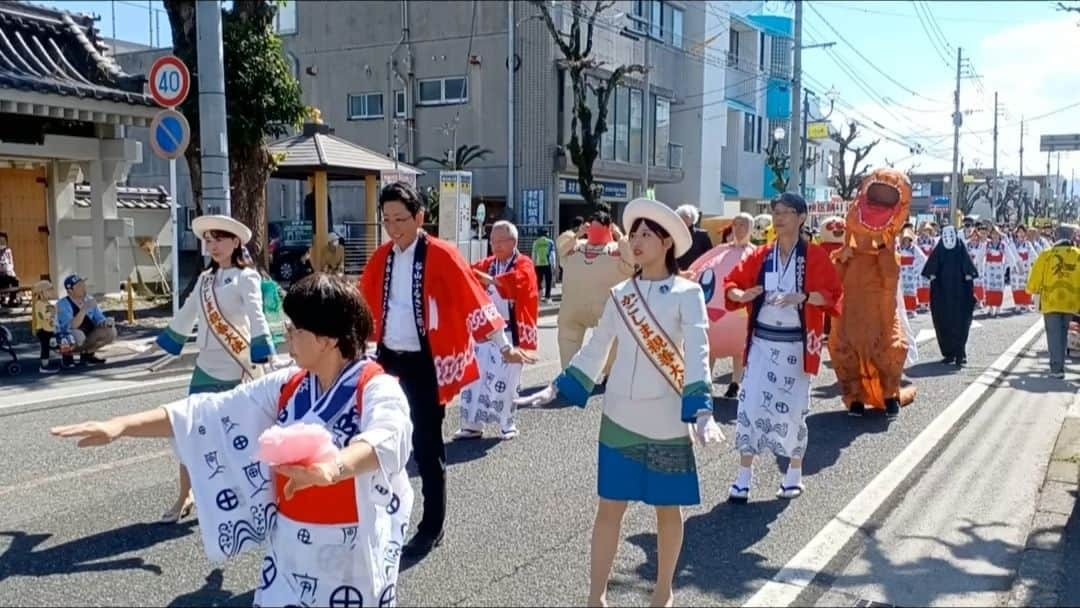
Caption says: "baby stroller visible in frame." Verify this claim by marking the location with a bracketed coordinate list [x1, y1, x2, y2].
[0, 325, 20, 375]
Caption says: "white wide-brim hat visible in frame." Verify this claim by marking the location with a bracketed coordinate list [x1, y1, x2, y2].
[191, 215, 252, 244]
[623, 198, 692, 257]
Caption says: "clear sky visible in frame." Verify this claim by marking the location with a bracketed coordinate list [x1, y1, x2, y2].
[46, 0, 1080, 191]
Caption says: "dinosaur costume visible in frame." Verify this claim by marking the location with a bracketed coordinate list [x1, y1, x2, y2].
[828, 169, 917, 414]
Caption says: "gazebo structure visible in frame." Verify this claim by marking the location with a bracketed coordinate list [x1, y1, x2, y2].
[268, 120, 422, 270]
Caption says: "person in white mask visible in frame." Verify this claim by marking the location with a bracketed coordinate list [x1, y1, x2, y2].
[921, 225, 978, 368]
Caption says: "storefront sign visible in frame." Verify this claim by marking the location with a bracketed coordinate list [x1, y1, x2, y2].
[558, 176, 630, 202]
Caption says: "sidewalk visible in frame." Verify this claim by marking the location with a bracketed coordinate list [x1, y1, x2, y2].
[810, 339, 1078, 607]
[1008, 385, 1080, 607]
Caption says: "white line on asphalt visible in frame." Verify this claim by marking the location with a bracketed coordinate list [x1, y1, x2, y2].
[0, 373, 191, 413]
[0, 449, 173, 498]
[743, 317, 1045, 608]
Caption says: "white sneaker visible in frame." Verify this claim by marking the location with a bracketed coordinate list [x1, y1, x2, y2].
[500, 427, 519, 440]
[452, 428, 483, 441]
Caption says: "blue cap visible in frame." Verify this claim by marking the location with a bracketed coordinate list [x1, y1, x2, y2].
[63, 274, 84, 291]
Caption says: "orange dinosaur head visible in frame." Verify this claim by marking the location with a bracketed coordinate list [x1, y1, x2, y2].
[846, 168, 911, 248]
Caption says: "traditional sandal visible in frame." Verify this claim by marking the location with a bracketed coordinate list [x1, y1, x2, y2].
[160, 493, 195, 524]
[777, 484, 805, 499]
[728, 484, 750, 504]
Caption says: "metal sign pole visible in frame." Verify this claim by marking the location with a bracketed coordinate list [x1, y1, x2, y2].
[169, 157, 179, 317]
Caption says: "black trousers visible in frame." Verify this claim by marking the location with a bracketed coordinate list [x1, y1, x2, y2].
[36, 329, 53, 360]
[536, 265, 553, 299]
[377, 344, 445, 537]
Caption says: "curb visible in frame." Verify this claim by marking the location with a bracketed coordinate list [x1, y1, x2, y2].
[1008, 388, 1080, 607]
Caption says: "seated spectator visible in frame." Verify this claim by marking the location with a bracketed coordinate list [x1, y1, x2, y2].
[0, 232, 19, 306]
[55, 274, 117, 367]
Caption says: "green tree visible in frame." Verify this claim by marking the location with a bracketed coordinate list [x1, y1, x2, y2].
[164, 0, 306, 267]
[415, 144, 494, 170]
[531, 0, 645, 213]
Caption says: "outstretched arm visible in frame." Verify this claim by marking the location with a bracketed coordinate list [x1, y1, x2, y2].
[50, 406, 172, 447]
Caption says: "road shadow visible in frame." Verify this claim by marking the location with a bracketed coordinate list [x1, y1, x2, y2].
[0, 520, 197, 582]
[1059, 488, 1080, 603]
[1004, 370, 1074, 395]
[622, 499, 801, 600]
[801, 409, 891, 476]
[815, 518, 1023, 605]
[167, 569, 255, 607]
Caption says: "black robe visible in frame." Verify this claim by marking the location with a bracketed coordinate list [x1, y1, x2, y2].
[921, 242, 979, 359]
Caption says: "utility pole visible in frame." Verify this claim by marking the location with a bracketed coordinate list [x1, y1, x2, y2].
[642, 35, 651, 197]
[195, 0, 231, 216]
[790, 0, 803, 196]
[1047, 149, 1052, 219]
[1019, 117, 1025, 224]
[507, 1, 515, 219]
[992, 91, 999, 219]
[948, 46, 962, 225]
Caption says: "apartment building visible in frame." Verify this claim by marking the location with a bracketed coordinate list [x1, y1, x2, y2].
[116, 1, 797, 242]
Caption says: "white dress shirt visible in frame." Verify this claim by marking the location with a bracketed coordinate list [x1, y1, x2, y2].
[382, 239, 423, 352]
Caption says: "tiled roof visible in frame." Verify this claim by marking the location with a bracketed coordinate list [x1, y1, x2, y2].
[269, 123, 423, 180]
[0, 2, 155, 106]
[74, 183, 171, 210]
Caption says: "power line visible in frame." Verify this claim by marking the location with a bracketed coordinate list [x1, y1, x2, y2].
[816, 2, 1017, 24]
[918, 1, 954, 55]
[805, 2, 949, 105]
[910, 0, 954, 69]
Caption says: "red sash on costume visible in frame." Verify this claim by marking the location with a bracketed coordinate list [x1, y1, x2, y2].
[272, 362, 384, 525]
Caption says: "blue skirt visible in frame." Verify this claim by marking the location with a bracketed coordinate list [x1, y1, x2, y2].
[596, 415, 700, 506]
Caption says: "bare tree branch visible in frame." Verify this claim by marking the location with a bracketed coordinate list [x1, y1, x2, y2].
[530, 0, 573, 58]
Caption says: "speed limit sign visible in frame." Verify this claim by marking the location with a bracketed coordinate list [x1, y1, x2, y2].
[148, 55, 190, 108]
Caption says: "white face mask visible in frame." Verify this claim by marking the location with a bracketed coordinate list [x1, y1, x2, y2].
[941, 226, 958, 250]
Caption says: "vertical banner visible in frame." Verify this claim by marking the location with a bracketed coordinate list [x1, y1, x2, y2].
[521, 188, 544, 225]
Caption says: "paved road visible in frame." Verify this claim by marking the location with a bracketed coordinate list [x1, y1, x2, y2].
[0, 306, 1054, 606]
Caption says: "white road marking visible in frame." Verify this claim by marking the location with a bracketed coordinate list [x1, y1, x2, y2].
[743, 317, 1044, 608]
[0, 449, 173, 498]
[0, 373, 191, 412]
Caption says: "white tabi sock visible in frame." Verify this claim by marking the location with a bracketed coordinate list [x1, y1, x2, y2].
[783, 466, 803, 489]
[734, 466, 752, 490]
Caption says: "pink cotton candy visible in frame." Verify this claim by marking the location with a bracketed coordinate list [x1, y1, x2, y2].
[256, 423, 340, 467]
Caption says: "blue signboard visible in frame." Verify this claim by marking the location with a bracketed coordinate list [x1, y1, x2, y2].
[559, 178, 628, 201]
[931, 196, 950, 208]
[522, 188, 544, 225]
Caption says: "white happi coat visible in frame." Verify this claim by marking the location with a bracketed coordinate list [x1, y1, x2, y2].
[460, 258, 524, 432]
[898, 243, 928, 299]
[160, 267, 273, 382]
[982, 239, 1017, 293]
[164, 362, 413, 607]
[1010, 239, 1037, 290]
[916, 236, 936, 295]
[964, 238, 987, 290]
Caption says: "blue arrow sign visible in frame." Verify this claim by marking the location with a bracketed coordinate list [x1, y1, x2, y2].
[149, 109, 190, 160]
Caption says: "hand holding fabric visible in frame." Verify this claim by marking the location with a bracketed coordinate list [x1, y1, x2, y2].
[502, 347, 538, 365]
[274, 461, 338, 500]
[514, 384, 557, 408]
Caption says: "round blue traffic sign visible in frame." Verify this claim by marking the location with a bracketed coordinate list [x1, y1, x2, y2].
[149, 109, 190, 160]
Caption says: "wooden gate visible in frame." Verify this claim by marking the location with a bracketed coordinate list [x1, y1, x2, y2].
[0, 167, 49, 282]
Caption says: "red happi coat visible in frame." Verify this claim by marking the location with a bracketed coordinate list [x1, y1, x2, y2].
[471, 253, 540, 351]
[723, 240, 843, 375]
[360, 232, 505, 404]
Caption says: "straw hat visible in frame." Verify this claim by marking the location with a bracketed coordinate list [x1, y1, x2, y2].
[191, 215, 252, 243]
[622, 198, 692, 257]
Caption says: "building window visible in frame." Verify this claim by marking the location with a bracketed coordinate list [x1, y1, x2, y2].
[728, 28, 739, 67]
[417, 76, 468, 106]
[653, 95, 670, 167]
[629, 88, 643, 164]
[770, 35, 792, 79]
[671, 7, 684, 49]
[599, 83, 614, 160]
[756, 115, 763, 153]
[615, 86, 630, 162]
[768, 118, 790, 155]
[394, 90, 406, 117]
[630, 0, 662, 39]
[286, 52, 300, 79]
[347, 92, 383, 120]
[275, 1, 297, 34]
[743, 113, 755, 152]
[759, 32, 766, 70]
